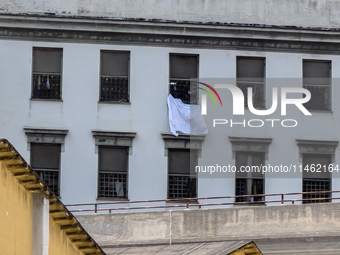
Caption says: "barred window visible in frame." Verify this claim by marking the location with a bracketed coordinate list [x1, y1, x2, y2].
[32, 48, 62, 100]
[169, 54, 198, 104]
[237, 57, 265, 109]
[235, 152, 264, 203]
[100, 51, 130, 102]
[303, 60, 331, 111]
[168, 149, 197, 199]
[98, 147, 128, 199]
[302, 154, 331, 203]
[31, 143, 61, 196]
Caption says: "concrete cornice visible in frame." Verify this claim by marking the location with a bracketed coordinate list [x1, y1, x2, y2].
[2, 14, 340, 53]
[1, 13, 340, 42]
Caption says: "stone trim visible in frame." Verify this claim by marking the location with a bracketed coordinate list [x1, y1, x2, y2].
[161, 132, 205, 157]
[229, 136, 272, 160]
[2, 14, 340, 54]
[24, 127, 68, 152]
[92, 130, 136, 155]
[296, 139, 339, 162]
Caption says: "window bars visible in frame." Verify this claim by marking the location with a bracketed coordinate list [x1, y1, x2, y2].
[168, 175, 197, 199]
[35, 169, 60, 196]
[169, 79, 198, 104]
[32, 73, 61, 99]
[98, 172, 127, 198]
[236, 81, 265, 108]
[100, 76, 129, 102]
[303, 179, 331, 203]
[302, 84, 330, 110]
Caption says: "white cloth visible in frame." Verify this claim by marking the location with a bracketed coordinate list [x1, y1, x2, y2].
[167, 94, 208, 137]
[115, 181, 124, 197]
[46, 76, 50, 89]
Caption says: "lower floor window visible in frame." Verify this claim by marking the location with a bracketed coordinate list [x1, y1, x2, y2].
[168, 149, 197, 199]
[235, 152, 265, 203]
[30, 143, 61, 196]
[235, 178, 264, 202]
[98, 146, 128, 199]
[302, 154, 332, 204]
[303, 179, 331, 203]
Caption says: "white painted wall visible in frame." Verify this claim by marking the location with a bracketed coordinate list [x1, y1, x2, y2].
[2, 0, 340, 28]
[1, 39, 340, 209]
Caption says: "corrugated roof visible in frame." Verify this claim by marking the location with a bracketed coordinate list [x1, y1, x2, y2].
[103, 240, 262, 254]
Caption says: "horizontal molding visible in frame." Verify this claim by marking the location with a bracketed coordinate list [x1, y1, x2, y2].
[24, 126, 68, 136]
[229, 137, 272, 144]
[92, 130, 136, 138]
[2, 14, 340, 53]
[296, 139, 339, 147]
[161, 132, 206, 141]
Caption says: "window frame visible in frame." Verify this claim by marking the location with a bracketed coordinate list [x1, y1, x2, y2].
[31, 47, 63, 100]
[24, 127, 68, 197]
[99, 50, 130, 104]
[169, 53, 199, 105]
[235, 151, 265, 203]
[302, 59, 332, 111]
[30, 143, 61, 196]
[236, 56, 266, 109]
[162, 133, 205, 201]
[97, 145, 129, 200]
[92, 130, 136, 201]
[296, 139, 338, 204]
[229, 136, 272, 204]
[167, 148, 198, 199]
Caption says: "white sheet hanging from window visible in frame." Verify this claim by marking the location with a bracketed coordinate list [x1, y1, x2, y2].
[167, 94, 208, 137]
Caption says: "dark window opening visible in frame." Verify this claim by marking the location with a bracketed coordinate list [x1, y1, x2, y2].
[303, 60, 331, 111]
[169, 54, 198, 104]
[168, 149, 197, 199]
[98, 147, 128, 199]
[31, 143, 61, 196]
[32, 48, 62, 99]
[100, 51, 129, 102]
[235, 152, 265, 203]
[302, 154, 332, 203]
[237, 57, 265, 109]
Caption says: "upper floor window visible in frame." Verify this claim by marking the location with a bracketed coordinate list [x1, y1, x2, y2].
[32, 48, 62, 100]
[303, 60, 331, 111]
[100, 51, 130, 103]
[169, 54, 198, 104]
[237, 57, 265, 109]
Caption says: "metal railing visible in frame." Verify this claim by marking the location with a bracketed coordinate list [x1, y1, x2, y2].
[65, 190, 340, 214]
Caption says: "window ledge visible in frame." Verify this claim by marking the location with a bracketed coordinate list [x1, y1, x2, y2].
[161, 132, 206, 141]
[233, 201, 266, 206]
[98, 101, 131, 105]
[30, 98, 63, 102]
[92, 130, 136, 138]
[166, 199, 199, 204]
[307, 109, 333, 113]
[96, 197, 129, 202]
